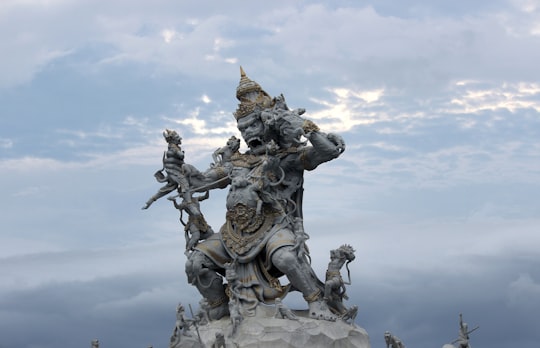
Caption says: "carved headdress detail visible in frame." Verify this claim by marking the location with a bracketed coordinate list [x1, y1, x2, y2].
[234, 66, 274, 120]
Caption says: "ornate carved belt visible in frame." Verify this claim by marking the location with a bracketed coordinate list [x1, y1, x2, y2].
[222, 204, 277, 256]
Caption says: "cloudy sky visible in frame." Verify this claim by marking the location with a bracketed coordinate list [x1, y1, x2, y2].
[1, 0, 540, 347]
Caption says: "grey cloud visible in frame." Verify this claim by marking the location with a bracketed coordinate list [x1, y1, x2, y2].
[350, 253, 540, 348]
[3, 0, 539, 94]
[0, 272, 192, 348]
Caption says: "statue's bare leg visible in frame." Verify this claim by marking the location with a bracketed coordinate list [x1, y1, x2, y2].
[271, 245, 337, 321]
[185, 250, 229, 320]
[141, 183, 176, 209]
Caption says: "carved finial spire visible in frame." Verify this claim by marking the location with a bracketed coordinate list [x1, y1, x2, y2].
[234, 66, 274, 119]
[236, 66, 262, 100]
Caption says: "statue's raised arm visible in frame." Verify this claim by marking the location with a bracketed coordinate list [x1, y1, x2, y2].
[297, 120, 345, 171]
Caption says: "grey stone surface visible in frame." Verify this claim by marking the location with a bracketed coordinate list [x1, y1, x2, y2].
[172, 305, 370, 348]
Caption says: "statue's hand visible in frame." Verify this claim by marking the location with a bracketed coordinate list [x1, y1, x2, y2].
[327, 133, 346, 154]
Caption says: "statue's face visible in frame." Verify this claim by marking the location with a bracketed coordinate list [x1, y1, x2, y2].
[237, 113, 266, 154]
[227, 137, 240, 151]
[164, 130, 182, 145]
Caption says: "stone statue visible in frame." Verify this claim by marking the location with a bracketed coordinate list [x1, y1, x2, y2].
[228, 298, 243, 336]
[291, 217, 309, 259]
[168, 190, 214, 254]
[143, 129, 205, 210]
[91, 339, 99, 348]
[323, 244, 358, 321]
[143, 67, 371, 347]
[224, 261, 242, 304]
[212, 331, 226, 348]
[180, 67, 346, 322]
[450, 313, 478, 348]
[195, 298, 210, 326]
[213, 136, 241, 167]
[170, 303, 192, 347]
[384, 331, 405, 348]
[274, 298, 298, 320]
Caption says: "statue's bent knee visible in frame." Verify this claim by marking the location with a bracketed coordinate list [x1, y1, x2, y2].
[185, 250, 212, 285]
[272, 246, 299, 273]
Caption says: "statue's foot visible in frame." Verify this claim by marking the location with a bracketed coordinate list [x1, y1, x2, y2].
[208, 302, 229, 320]
[346, 305, 358, 320]
[308, 300, 337, 321]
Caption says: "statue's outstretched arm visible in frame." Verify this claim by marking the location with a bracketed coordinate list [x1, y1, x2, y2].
[190, 167, 231, 192]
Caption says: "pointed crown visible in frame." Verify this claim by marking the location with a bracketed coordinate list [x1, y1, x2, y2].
[234, 66, 274, 120]
[236, 66, 265, 100]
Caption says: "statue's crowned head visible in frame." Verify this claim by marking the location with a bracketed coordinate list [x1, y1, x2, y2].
[234, 66, 274, 120]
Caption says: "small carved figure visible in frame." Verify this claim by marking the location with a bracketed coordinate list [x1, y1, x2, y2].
[168, 190, 214, 254]
[384, 331, 405, 348]
[213, 136, 241, 166]
[341, 304, 358, 324]
[224, 261, 241, 302]
[227, 175, 263, 216]
[212, 331, 226, 348]
[170, 303, 192, 346]
[228, 299, 243, 336]
[291, 217, 309, 259]
[324, 245, 356, 319]
[195, 298, 210, 326]
[451, 313, 479, 348]
[91, 339, 99, 348]
[274, 298, 298, 320]
[143, 129, 202, 209]
[261, 94, 308, 148]
[256, 140, 287, 212]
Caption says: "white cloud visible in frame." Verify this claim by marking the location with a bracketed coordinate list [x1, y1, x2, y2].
[201, 94, 211, 104]
[11, 185, 51, 198]
[0, 137, 13, 148]
[447, 82, 540, 114]
[160, 29, 177, 43]
[0, 0, 538, 96]
[511, 0, 539, 13]
[0, 156, 76, 172]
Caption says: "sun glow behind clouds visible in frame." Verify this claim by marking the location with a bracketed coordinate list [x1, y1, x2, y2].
[201, 94, 211, 104]
[308, 87, 386, 132]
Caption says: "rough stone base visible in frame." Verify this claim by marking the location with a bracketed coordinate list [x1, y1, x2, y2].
[172, 305, 371, 348]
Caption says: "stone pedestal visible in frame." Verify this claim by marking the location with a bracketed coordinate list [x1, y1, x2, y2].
[171, 305, 370, 348]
